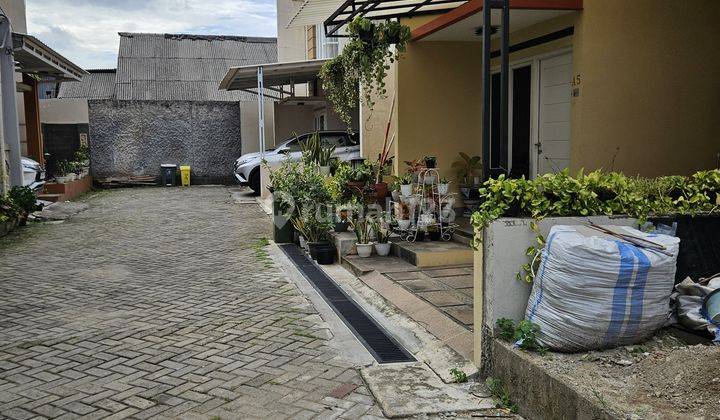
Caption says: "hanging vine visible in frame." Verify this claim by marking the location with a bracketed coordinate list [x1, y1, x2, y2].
[319, 17, 411, 127]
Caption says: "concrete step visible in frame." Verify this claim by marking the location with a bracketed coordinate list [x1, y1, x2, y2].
[37, 193, 63, 203]
[341, 254, 417, 278]
[393, 240, 473, 268]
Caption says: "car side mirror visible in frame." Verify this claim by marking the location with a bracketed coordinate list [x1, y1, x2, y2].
[278, 148, 290, 155]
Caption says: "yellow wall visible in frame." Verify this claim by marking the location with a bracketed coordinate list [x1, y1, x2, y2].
[395, 41, 483, 187]
[388, 1, 720, 181]
[570, 0, 720, 176]
[360, 61, 398, 163]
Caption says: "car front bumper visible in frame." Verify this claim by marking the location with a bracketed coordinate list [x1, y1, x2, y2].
[234, 161, 256, 184]
[234, 172, 248, 183]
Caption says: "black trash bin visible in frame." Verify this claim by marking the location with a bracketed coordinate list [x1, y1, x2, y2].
[161, 164, 177, 186]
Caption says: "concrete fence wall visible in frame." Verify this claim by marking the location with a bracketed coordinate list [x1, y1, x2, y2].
[88, 100, 242, 184]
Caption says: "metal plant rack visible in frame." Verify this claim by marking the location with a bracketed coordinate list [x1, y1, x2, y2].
[392, 168, 457, 242]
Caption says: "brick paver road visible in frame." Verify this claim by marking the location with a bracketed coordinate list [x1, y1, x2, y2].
[0, 187, 382, 419]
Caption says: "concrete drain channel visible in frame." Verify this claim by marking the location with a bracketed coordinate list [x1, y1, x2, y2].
[280, 244, 415, 364]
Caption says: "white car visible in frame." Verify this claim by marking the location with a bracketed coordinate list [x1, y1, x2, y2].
[1, 157, 45, 192]
[235, 131, 360, 194]
[22, 157, 46, 191]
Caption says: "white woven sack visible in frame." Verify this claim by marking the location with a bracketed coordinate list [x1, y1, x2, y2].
[525, 225, 679, 352]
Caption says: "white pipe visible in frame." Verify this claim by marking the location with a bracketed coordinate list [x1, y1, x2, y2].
[257, 66, 265, 158]
[0, 11, 22, 187]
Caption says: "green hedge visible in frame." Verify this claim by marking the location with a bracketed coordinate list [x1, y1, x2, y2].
[471, 169, 720, 234]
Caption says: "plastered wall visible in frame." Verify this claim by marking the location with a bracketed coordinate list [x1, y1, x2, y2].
[570, 0, 720, 176]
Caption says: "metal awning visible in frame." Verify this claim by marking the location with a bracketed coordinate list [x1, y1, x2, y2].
[12, 33, 87, 81]
[219, 59, 328, 99]
[287, 0, 344, 28]
[219, 59, 330, 157]
[325, 0, 467, 35]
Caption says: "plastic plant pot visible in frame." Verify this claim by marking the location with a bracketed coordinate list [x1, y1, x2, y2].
[400, 184, 413, 197]
[397, 219, 411, 230]
[308, 241, 329, 260]
[356, 243, 373, 258]
[438, 183, 449, 195]
[428, 230, 441, 241]
[414, 230, 426, 241]
[374, 242, 391, 256]
[315, 243, 335, 265]
[334, 220, 349, 232]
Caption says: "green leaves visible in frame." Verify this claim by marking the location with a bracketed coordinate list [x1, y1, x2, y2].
[319, 17, 412, 128]
[473, 169, 720, 284]
[472, 169, 720, 239]
[495, 318, 547, 354]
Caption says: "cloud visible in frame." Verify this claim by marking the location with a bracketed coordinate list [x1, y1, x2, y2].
[26, 0, 277, 69]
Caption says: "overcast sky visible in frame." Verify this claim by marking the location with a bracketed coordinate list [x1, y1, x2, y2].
[26, 0, 277, 69]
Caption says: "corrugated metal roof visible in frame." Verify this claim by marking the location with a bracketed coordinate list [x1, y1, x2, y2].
[57, 70, 117, 99]
[115, 33, 277, 101]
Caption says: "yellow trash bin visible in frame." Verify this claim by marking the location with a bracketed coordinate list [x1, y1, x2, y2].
[180, 166, 191, 186]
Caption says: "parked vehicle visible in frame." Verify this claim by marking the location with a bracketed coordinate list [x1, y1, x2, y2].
[22, 157, 46, 191]
[234, 131, 360, 194]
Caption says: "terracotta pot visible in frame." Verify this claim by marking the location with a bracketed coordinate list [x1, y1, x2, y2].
[372, 182, 389, 199]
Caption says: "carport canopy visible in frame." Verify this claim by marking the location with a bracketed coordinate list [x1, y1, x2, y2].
[12, 33, 86, 81]
[219, 59, 328, 99]
[219, 59, 330, 156]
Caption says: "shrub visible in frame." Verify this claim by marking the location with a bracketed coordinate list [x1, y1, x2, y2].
[472, 168, 720, 241]
[8, 186, 38, 214]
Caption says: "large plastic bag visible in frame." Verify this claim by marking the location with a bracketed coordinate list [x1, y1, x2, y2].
[525, 225, 680, 352]
[673, 275, 720, 343]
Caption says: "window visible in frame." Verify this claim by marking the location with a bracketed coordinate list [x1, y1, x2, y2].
[315, 24, 340, 59]
[284, 135, 307, 152]
[314, 112, 326, 131]
[320, 134, 345, 148]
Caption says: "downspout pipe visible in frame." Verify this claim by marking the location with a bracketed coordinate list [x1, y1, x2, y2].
[481, 1, 491, 182]
[500, 0, 509, 177]
[0, 10, 22, 187]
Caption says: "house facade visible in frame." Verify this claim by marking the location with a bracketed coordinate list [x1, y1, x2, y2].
[354, 0, 720, 185]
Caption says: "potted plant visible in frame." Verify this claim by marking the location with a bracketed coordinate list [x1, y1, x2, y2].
[293, 215, 332, 260]
[399, 173, 413, 197]
[452, 152, 482, 187]
[334, 202, 354, 232]
[347, 162, 371, 193]
[424, 156, 437, 169]
[394, 201, 412, 230]
[427, 225, 441, 241]
[438, 177, 450, 195]
[319, 17, 411, 127]
[301, 132, 335, 175]
[351, 217, 373, 258]
[389, 177, 401, 201]
[371, 216, 392, 256]
[414, 228, 426, 242]
[55, 160, 74, 183]
[74, 145, 91, 178]
[404, 159, 426, 183]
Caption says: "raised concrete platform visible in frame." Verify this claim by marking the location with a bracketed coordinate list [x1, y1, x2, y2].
[393, 240, 473, 268]
[329, 231, 357, 260]
[362, 362, 493, 418]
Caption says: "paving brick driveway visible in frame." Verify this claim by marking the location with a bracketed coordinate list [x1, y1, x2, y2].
[0, 187, 382, 419]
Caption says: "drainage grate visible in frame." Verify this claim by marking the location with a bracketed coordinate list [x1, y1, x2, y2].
[280, 244, 415, 364]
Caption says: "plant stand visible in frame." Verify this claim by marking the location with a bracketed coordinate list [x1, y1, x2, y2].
[391, 168, 458, 242]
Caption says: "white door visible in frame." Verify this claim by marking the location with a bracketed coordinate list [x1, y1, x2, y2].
[536, 53, 572, 175]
